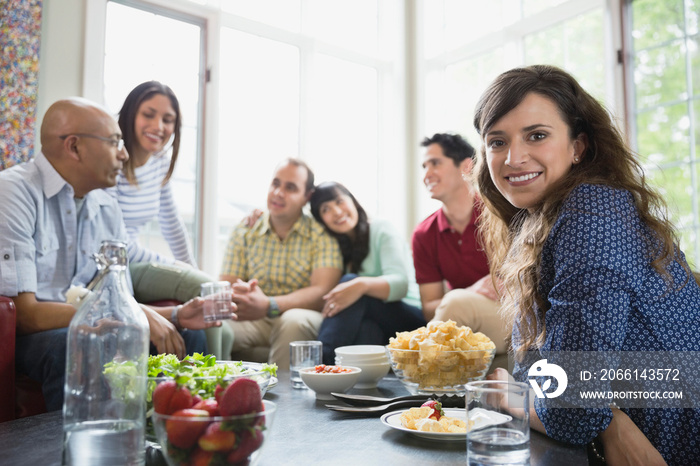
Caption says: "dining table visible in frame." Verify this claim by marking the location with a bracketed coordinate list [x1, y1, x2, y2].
[0, 371, 588, 465]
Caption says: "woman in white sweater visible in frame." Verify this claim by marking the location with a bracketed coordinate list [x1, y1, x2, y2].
[109, 81, 233, 358]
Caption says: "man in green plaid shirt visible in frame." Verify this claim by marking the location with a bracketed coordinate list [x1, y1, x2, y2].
[220, 158, 343, 369]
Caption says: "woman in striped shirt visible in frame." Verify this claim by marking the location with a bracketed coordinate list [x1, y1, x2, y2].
[109, 81, 233, 358]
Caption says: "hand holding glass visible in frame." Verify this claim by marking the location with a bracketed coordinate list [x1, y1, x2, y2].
[200, 281, 233, 322]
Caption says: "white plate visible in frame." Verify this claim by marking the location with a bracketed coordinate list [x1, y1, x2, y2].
[380, 408, 512, 441]
[267, 376, 278, 391]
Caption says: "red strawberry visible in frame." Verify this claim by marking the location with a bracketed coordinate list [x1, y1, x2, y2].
[191, 394, 203, 407]
[219, 378, 262, 416]
[153, 380, 193, 415]
[215, 383, 226, 403]
[189, 447, 215, 466]
[421, 400, 445, 420]
[226, 428, 264, 464]
[165, 408, 211, 449]
[192, 399, 220, 416]
[198, 422, 237, 452]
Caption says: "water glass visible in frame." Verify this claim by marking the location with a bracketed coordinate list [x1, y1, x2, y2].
[200, 281, 233, 322]
[466, 380, 530, 465]
[290, 341, 322, 389]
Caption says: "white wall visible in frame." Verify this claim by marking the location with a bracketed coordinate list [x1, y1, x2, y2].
[35, 0, 87, 150]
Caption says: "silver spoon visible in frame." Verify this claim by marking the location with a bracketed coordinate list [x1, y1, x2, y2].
[326, 395, 465, 414]
[329, 392, 436, 406]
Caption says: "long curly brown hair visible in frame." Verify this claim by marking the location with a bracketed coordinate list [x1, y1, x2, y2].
[472, 65, 687, 354]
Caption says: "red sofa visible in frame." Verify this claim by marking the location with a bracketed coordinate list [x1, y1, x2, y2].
[0, 296, 17, 422]
[0, 296, 47, 422]
[0, 297, 182, 422]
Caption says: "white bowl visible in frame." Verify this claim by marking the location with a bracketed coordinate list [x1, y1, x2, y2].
[335, 354, 389, 365]
[335, 345, 387, 361]
[346, 361, 391, 389]
[299, 366, 362, 400]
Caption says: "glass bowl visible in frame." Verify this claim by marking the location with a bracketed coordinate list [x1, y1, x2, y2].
[386, 346, 495, 395]
[153, 400, 276, 466]
[146, 362, 271, 441]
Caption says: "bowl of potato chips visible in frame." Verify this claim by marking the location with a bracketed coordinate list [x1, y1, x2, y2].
[386, 320, 496, 395]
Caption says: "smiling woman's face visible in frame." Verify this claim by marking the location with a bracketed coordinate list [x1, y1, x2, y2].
[133, 94, 176, 156]
[484, 92, 585, 210]
[318, 193, 359, 235]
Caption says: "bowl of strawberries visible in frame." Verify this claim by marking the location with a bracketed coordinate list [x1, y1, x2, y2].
[152, 377, 276, 466]
[142, 354, 275, 442]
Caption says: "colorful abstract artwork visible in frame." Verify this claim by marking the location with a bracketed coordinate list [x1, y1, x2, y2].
[1, 0, 42, 170]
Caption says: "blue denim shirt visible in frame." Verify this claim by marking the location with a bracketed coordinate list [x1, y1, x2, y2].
[0, 153, 129, 302]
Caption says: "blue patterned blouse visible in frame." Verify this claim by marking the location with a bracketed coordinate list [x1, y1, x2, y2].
[512, 184, 700, 464]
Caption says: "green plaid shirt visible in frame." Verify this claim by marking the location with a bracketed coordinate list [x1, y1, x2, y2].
[220, 212, 342, 296]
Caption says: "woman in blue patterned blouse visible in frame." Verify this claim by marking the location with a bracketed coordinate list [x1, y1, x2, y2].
[473, 65, 700, 465]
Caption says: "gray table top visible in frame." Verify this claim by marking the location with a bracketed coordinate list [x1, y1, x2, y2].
[0, 372, 588, 465]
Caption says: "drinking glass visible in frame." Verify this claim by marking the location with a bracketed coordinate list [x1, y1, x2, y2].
[466, 380, 530, 465]
[289, 341, 322, 389]
[200, 281, 233, 322]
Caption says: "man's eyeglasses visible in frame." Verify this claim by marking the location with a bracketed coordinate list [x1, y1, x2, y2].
[59, 134, 125, 151]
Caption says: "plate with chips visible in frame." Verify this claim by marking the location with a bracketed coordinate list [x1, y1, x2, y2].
[381, 407, 512, 441]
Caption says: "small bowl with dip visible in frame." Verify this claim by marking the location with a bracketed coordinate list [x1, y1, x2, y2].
[299, 365, 362, 400]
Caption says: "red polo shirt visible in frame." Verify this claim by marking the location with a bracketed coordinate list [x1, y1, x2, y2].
[411, 202, 489, 290]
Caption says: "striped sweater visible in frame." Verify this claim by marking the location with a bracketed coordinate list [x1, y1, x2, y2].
[105, 154, 196, 266]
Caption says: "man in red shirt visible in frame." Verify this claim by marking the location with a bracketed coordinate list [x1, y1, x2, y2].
[411, 133, 507, 353]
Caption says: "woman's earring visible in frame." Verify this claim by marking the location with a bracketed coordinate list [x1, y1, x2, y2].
[573, 157, 580, 163]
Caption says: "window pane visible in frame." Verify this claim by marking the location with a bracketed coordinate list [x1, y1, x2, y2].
[221, 0, 301, 32]
[423, 0, 518, 58]
[522, 0, 567, 17]
[634, 40, 689, 110]
[422, 48, 504, 220]
[646, 165, 695, 229]
[104, 1, 202, 260]
[305, 0, 378, 55]
[679, 228, 698, 270]
[217, 28, 300, 231]
[172, 125, 199, 227]
[691, 36, 700, 98]
[443, 49, 505, 144]
[305, 54, 378, 214]
[630, 0, 700, 266]
[524, 9, 606, 99]
[689, 0, 700, 35]
[444, 0, 512, 48]
[695, 98, 700, 155]
[422, 0, 444, 58]
[104, 3, 201, 115]
[637, 103, 691, 166]
[631, 0, 686, 50]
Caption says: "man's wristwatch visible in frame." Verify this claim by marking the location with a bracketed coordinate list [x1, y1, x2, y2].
[267, 297, 281, 318]
[171, 304, 182, 328]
